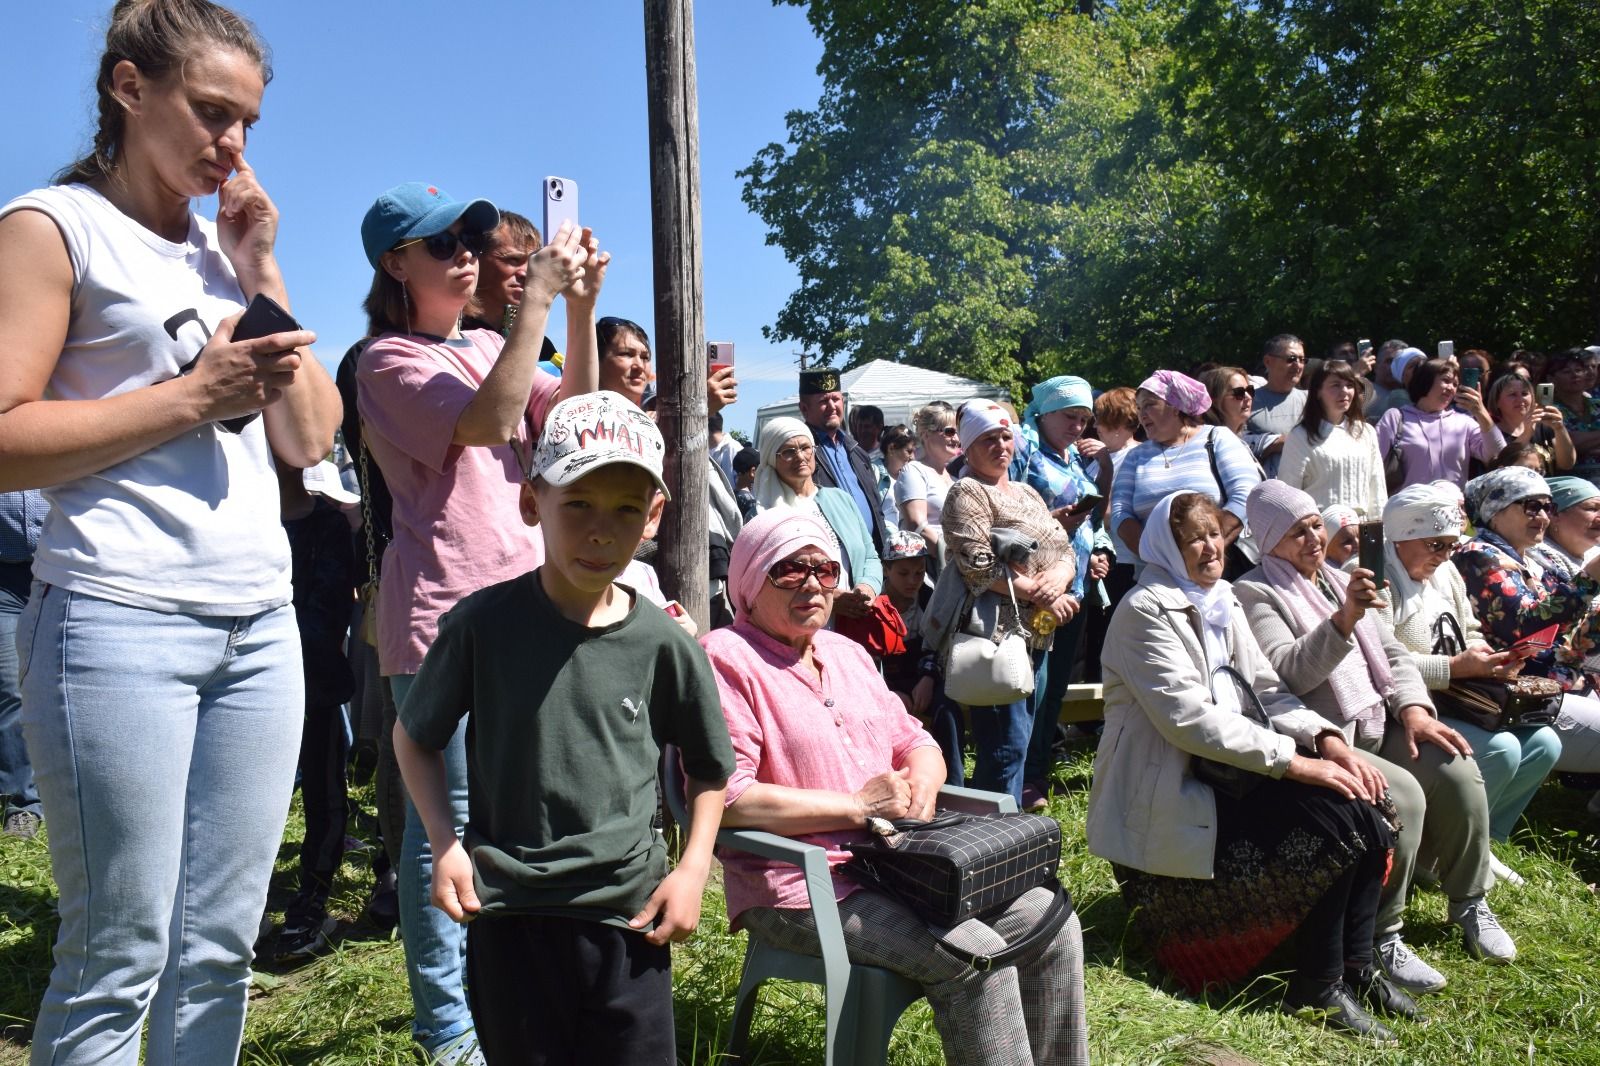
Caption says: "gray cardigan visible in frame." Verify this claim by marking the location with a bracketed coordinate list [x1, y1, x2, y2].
[1235, 569, 1435, 743]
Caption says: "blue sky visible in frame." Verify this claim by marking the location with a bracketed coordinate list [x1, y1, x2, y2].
[1, 0, 824, 438]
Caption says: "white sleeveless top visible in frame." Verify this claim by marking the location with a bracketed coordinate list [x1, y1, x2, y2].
[0, 184, 290, 614]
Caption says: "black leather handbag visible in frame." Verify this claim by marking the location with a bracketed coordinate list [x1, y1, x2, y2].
[845, 811, 1072, 969]
[1430, 613, 1561, 731]
[1190, 664, 1273, 800]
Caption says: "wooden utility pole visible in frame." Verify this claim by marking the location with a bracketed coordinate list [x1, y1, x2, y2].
[644, 0, 709, 628]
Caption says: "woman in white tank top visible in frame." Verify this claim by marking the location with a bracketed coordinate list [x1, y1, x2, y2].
[0, 3, 340, 1063]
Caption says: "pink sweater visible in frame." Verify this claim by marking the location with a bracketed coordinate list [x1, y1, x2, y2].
[700, 621, 940, 925]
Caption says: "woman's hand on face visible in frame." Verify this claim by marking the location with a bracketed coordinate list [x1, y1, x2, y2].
[186, 309, 316, 424]
[524, 221, 591, 306]
[853, 769, 912, 824]
[216, 150, 279, 285]
[1398, 705, 1473, 759]
[1313, 734, 1385, 802]
[1450, 645, 1518, 679]
[1286, 752, 1374, 802]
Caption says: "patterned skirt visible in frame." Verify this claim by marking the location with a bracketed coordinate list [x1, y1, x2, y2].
[1113, 775, 1393, 995]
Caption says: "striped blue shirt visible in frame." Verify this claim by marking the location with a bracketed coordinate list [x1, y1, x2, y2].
[1109, 425, 1261, 535]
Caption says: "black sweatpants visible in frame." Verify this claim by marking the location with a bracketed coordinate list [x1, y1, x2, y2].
[466, 913, 675, 1065]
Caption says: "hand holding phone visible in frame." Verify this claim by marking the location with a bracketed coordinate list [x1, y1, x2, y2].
[1509, 623, 1561, 659]
[213, 293, 306, 432]
[708, 341, 735, 375]
[1357, 521, 1386, 589]
[542, 176, 579, 246]
[1438, 340, 1455, 361]
[1461, 366, 1482, 390]
[1537, 382, 1556, 406]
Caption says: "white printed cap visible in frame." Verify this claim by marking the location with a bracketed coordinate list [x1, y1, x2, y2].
[532, 390, 669, 499]
[302, 459, 360, 504]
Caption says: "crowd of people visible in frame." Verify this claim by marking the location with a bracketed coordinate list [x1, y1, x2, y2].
[2, 2, 1600, 1064]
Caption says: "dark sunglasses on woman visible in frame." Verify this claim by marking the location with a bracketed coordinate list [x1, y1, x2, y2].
[395, 229, 490, 261]
[1521, 498, 1555, 518]
[1228, 386, 1255, 400]
[767, 559, 842, 590]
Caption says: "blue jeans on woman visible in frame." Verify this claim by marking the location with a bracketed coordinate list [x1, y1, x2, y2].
[388, 672, 476, 1059]
[1448, 717, 1562, 841]
[0, 560, 39, 823]
[19, 583, 301, 1066]
[966, 647, 1046, 807]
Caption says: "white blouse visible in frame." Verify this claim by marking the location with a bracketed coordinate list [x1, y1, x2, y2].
[1279, 420, 1388, 519]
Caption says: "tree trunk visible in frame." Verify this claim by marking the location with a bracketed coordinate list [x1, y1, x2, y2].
[644, 0, 710, 629]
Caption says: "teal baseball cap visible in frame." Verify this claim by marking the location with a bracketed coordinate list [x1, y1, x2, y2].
[361, 182, 499, 268]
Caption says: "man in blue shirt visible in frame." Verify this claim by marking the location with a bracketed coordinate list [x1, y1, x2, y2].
[1, 489, 44, 838]
[797, 368, 890, 554]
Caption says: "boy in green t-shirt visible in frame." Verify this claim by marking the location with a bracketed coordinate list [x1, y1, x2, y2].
[395, 391, 734, 1064]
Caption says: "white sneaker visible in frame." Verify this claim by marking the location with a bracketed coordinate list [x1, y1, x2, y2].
[1450, 897, 1517, 963]
[1375, 933, 1447, 993]
[1489, 853, 1524, 888]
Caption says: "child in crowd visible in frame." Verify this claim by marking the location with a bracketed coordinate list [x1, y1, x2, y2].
[394, 392, 735, 1064]
[879, 531, 966, 784]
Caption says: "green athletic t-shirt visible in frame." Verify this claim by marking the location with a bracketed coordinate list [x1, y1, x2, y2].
[400, 570, 735, 926]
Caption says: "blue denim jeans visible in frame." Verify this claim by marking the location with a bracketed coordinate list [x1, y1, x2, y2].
[388, 673, 475, 1056]
[0, 561, 38, 819]
[18, 583, 301, 1066]
[1024, 612, 1087, 788]
[966, 648, 1046, 807]
[1448, 718, 1563, 841]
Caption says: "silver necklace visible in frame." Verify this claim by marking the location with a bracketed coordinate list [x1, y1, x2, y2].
[1160, 426, 1197, 468]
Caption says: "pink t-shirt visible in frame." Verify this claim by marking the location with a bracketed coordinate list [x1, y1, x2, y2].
[700, 621, 939, 926]
[357, 329, 559, 675]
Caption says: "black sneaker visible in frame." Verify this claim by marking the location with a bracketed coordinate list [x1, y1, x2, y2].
[1347, 963, 1426, 1022]
[273, 917, 334, 963]
[1283, 978, 1399, 1045]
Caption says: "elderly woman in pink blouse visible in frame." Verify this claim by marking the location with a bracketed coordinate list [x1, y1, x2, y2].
[700, 509, 1088, 1066]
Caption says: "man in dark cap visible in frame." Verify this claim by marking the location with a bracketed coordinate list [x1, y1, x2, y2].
[798, 367, 890, 553]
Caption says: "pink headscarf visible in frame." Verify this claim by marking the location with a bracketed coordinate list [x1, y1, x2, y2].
[1137, 370, 1212, 418]
[728, 509, 842, 618]
[1246, 480, 1393, 741]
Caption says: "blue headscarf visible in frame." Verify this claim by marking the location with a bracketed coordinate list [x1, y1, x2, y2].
[1023, 375, 1094, 437]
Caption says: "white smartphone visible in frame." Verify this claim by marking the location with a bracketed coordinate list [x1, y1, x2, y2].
[1438, 339, 1455, 360]
[542, 176, 579, 242]
[708, 341, 734, 374]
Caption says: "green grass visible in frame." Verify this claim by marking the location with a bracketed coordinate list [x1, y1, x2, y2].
[3, 746, 1598, 1065]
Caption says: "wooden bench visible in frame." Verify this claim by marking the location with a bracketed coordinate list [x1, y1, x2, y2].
[1060, 682, 1104, 724]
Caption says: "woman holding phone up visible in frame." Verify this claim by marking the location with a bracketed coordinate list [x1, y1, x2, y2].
[357, 181, 603, 1062]
[0, 2, 341, 1061]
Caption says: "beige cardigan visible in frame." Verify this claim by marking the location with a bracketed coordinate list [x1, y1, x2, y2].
[1088, 569, 1341, 880]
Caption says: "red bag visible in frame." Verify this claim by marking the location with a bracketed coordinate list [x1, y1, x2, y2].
[834, 594, 908, 659]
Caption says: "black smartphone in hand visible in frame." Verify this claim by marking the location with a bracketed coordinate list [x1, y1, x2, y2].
[222, 294, 302, 433]
[1357, 521, 1385, 588]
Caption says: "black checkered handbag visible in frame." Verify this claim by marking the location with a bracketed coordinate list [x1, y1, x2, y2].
[845, 811, 1073, 970]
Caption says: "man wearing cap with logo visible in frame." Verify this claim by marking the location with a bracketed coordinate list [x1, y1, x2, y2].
[798, 368, 891, 555]
[395, 391, 734, 1064]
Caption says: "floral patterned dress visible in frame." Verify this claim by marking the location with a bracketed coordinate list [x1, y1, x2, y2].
[1452, 529, 1600, 692]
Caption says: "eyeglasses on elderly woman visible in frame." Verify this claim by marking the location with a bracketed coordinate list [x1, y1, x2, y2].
[766, 558, 841, 590]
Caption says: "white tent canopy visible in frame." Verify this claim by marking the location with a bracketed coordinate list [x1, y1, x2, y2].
[754, 359, 1010, 438]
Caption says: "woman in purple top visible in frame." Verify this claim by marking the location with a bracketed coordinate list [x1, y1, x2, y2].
[1377, 358, 1505, 491]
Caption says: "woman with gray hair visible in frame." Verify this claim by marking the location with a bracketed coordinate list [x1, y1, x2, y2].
[1377, 482, 1562, 885]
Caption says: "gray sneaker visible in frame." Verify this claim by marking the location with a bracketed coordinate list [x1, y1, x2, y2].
[1375, 933, 1447, 993]
[3, 810, 41, 840]
[1450, 897, 1517, 963]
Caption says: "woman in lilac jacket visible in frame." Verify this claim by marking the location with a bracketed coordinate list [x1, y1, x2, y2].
[1377, 358, 1505, 490]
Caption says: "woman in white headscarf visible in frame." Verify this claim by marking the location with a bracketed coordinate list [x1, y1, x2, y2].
[1236, 479, 1512, 987]
[1089, 491, 1402, 1042]
[1378, 482, 1561, 882]
[754, 416, 881, 619]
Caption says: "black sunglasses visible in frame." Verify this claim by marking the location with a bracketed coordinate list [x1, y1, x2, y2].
[767, 559, 842, 590]
[395, 229, 489, 261]
[1227, 386, 1255, 400]
[1521, 499, 1555, 518]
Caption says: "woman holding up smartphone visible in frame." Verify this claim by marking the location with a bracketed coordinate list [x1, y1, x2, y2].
[0, 2, 341, 1061]
[356, 181, 603, 1063]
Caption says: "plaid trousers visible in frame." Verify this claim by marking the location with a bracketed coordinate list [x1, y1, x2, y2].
[741, 885, 1088, 1066]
